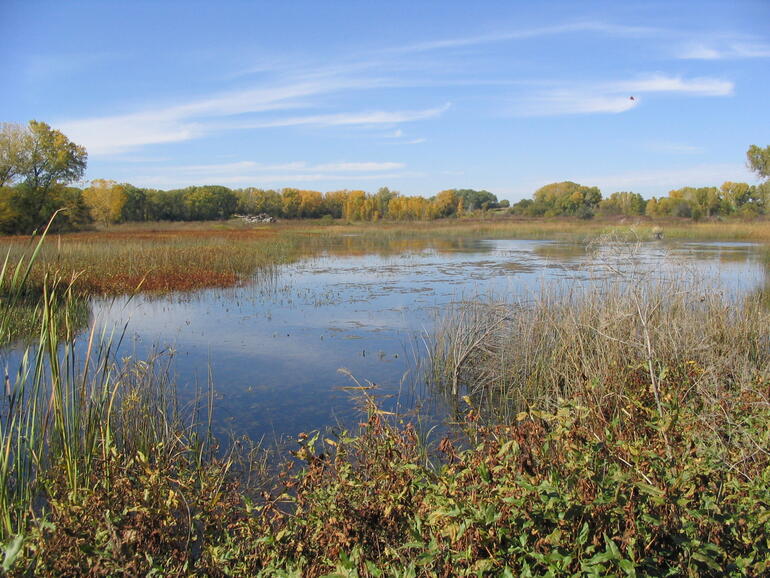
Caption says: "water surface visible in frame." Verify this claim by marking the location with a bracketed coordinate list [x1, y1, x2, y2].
[79, 237, 768, 441]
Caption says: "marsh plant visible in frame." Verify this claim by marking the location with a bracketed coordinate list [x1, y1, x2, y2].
[0, 226, 232, 571]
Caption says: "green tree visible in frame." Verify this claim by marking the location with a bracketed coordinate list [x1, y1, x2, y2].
[747, 145, 770, 180]
[598, 191, 646, 216]
[452, 189, 499, 212]
[0, 121, 87, 233]
[22, 121, 87, 193]
[0, 122, 28, 188]
[532, 181, 602, 217]
[184, 185, 238, 220]
[120, 185, 149, 222]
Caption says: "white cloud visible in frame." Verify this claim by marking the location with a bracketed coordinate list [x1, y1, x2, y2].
[57, 72, 448, 155]
[519, 92, 637, 116]
[131, 160, 409, 188]
[615, 74, 733, 96]
[515, 74, 733, 117]
[677, 41, 770, 60]
[241, 104, 451, 129]
[644, 142, 704, 155]
[391, 21, 661, 53]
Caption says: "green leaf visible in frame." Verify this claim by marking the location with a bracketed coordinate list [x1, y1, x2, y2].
[2, 535, 24, 573]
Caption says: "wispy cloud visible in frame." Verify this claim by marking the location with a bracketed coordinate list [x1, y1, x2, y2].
[515, 74, 733, 117]
[676, 41, 770, 60]
[614, 74, 733, 96]
[236, 103, 451, 129]
[518, 93, 637, 116]
[570, 163, 752, 193]
[131, 160, 409, 188]
[57, 73, 448, 155]
[390, 21, 661, 53]
[644, 141, 704, 155]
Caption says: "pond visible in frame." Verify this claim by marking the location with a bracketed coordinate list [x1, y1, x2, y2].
[61, 236, 767, 443]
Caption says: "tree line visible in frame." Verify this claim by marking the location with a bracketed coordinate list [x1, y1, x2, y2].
[0, 122, 506, 233]
[2, 120, 769, 234]
[511, 145, 770, 220]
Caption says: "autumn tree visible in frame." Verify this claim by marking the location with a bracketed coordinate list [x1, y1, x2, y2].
[323, 190, 348, 218]
[83, 179, 128, 225]
[298, 189, 323, 218]
[531, 181, 602, 217]
[432, 189, 460, 218]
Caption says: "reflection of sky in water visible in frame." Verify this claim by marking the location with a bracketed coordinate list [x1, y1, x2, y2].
[25, 240, 770, 440]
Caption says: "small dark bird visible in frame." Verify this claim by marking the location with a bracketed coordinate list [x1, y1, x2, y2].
[629, 96, 636, 101]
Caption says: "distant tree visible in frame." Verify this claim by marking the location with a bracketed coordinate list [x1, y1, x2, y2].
[21, 121, 87, 193]
[237, 188, 283, 217]
[83, 179, 128, 225]
[120, 185, 149, 222]
[184, 185, 238, 220]
[323, 190, 348, 219]
[598, 191, 646, 216]
[432, 189, 460, 218]
[281, 188, 302, 219]
[343, 190, 367, 221]
[374, 187, 398, 217]
[0, 122, 28, 188]
[452, 189, 499, 212]
[532, 181, 601, 217]
[747, 145, 770, 180]
[147, 189, 186, 221]
[720, 181, 753, 213]
[298, 189, 323, 218]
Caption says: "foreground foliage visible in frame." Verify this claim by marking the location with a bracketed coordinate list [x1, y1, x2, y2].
[6, 386, 770, 576]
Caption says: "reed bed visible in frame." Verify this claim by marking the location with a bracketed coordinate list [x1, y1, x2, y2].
[0, 229, 249, 573]
[0, 227, 299, 295]
[2, 216, 770, 297]
[429, 239, 770, 452]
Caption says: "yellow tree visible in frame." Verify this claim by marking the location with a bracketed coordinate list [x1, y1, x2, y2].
[83, 179, 128, 225]
[344, 190, 367, 221]
[298, 189, 323, 218]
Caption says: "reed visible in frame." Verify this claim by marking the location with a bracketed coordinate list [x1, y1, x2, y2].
[429, 238, 770, 431]
[0, 224, 220, 548]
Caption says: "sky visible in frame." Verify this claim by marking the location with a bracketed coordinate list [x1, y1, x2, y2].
[1, 0, 768, 201]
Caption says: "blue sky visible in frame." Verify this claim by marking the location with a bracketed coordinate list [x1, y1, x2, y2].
[1, 0, 768, 201]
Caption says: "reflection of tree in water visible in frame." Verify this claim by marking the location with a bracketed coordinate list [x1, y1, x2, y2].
[1, 291, 90, 345]
[295, 234, 489, 259]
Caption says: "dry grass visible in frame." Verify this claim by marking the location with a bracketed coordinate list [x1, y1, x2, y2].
[430, 238, 770, 428]
[2, 216, 770, 296]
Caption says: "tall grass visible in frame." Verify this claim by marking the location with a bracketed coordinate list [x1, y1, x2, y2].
[0, 224, 219, 550]
[430, 239, 770, 431]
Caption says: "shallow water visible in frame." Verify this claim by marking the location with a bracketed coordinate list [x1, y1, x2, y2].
[73, 237, 769, 442]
